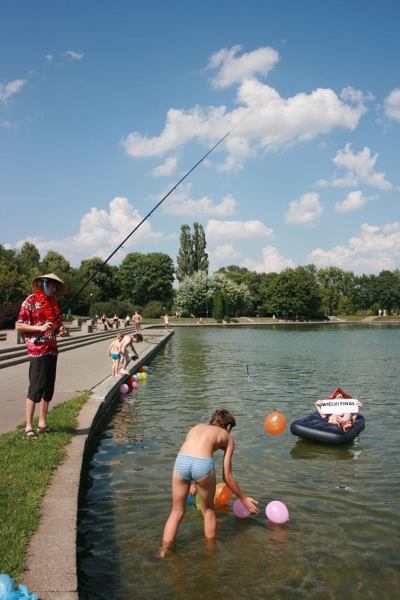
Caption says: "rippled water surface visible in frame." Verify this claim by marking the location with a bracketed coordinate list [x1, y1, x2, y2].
[78, 325, 400, 600]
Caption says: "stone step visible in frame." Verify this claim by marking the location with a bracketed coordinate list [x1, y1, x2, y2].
[0, 327, 138, 370]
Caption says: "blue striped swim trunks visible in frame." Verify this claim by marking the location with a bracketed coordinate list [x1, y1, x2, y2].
[174, 453, 215, 482]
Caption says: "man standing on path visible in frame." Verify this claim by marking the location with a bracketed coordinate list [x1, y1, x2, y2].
[133, 310, 142, 332]
[16, 273, 67, 438]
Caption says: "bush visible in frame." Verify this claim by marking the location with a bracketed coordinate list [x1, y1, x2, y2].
[0, 302, 22, 329]
[142, 300, 164, 318]
[212, 290, 225, 320]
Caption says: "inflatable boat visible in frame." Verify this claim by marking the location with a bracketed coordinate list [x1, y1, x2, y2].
[290, 388, 365, 445]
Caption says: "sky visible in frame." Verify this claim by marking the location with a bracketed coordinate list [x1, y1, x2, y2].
[1, 0, 399, 275]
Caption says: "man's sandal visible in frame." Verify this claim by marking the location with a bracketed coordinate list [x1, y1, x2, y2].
[24, 429, 37, 439]
[38, 426, 54, 434]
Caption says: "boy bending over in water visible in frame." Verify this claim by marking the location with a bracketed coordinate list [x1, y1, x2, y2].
[161, 409, 259, 554]
[108, 333, 123, 377]
[315, 394, 362, 432]
[119, 332, 143, 374]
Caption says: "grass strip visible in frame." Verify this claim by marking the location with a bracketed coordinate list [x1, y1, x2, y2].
[0, 390, 90, 579]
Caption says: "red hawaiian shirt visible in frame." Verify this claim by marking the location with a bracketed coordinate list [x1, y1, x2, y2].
[17, 294, 59, 358]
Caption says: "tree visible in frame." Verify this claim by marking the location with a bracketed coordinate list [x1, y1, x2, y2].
[176, 225, 193, 282]
[175, 271, 211, 316]
[78, 257, 117, 302]
[261, 267, 322, 319]
[376, 270, 400, 314]
[212, 289, 225, 320]
[317, 267, 349, 315]
[41, 251, 71, 275]
[191, 222, 208, 274]
[18, 242, 40, 274]
[117, 252, 174, 307]
[0, 262, 23, 303]
[210, 272, 251, 316]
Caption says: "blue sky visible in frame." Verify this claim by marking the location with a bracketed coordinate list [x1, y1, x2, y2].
[1, 0, 399, 274]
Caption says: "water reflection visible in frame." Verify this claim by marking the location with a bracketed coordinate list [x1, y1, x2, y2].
[78, 326, 400, 599]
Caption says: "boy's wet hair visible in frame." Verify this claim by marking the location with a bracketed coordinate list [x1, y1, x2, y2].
[133, 333, 143, 342]
[209, 409, 236, 430]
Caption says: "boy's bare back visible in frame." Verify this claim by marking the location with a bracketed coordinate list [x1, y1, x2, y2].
[179, 424, 229, 458]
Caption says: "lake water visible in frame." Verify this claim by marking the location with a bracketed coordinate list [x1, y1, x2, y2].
[78, 325, 400, 600]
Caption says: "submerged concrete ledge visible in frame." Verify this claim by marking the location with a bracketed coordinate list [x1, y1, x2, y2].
[23, 328, 174, 600]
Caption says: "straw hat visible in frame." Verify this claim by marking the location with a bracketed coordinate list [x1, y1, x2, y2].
[32, 273, 66, 295]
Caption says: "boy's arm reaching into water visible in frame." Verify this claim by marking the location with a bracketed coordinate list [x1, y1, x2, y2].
[222, 436, 259, 514]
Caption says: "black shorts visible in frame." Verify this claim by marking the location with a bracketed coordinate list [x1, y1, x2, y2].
[28, 354, 58, 403]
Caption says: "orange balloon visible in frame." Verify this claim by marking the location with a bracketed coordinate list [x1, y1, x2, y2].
[214, 482, 232, 507]
[139, 366, 146, 373]
[264, 411, 286, 435]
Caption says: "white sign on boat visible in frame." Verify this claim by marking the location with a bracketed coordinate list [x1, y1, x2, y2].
[319, 399, 359, 415]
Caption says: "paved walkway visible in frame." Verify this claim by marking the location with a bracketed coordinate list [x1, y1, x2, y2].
[0, 328, 167, 435]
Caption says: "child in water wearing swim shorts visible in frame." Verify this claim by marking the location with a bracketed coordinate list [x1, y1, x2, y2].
[161, 409, 259, 554]
[108, 333, 123, 377]
[315, 393, 362, 432]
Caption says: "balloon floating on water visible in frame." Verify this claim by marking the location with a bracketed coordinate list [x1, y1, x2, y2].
[120, 383, 129, 394]
[265, 500, 289, 524]
[214, 482, 232, 507]
[232, 499, 250, 519]
[264, 411, 286, 435]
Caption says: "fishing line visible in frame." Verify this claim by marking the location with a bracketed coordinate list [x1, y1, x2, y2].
[34, 113, 252, 342]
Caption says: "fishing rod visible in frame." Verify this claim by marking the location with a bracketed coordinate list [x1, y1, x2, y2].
[35, 120, 244, 341]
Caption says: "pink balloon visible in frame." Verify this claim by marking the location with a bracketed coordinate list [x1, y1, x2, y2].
[120, 383, 129, 394]
[131, 380, 138, 388]
[265, 500, 289, 524]
[232, 499, 250, 519]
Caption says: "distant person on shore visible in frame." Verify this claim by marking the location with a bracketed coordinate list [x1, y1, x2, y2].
[112, 313, 119, 329]
[161, 409, 259, 555]
[163, 314, 170, 330]
[125, 314, 131, 328]
[315, 394, 362, 432]
[109, 333, 123, 377]
[16, 273, 67, 438]
[133, 311, 142, 332]
[101, 314, 109, 330]
[120, 332, 142, 374]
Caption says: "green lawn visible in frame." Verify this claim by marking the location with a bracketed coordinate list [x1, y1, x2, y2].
[0, 391, 90, 579]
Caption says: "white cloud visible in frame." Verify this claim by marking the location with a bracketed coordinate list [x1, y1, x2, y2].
[284, 192, 323, 225]
[13, 197, 161, 266]
[210, 243, 241, 263]
[335, 190, 373, 213]
[309, 222, 400, 273]
[242, 245, 295, 273]
[151, 156, 178, 177]
[63, 50, 84, 61]
[384, 88, 400, 122]
[164, 183, 237, 217]
[0, 79, 26, 104]
[206, 219, 273, 240]
[318, 143, 392, 191]
[340, 86, 374, 105]
[45, 54, 54, 63]
[121, 45, 367, 172]
[207, 45, 279, 89]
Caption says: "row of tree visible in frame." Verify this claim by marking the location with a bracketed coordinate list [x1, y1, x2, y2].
[0, 243, 175, 326]
[1, 224, 400, 327]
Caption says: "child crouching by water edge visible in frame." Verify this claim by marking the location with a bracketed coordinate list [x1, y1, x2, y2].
[161, 409, 259, 555]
